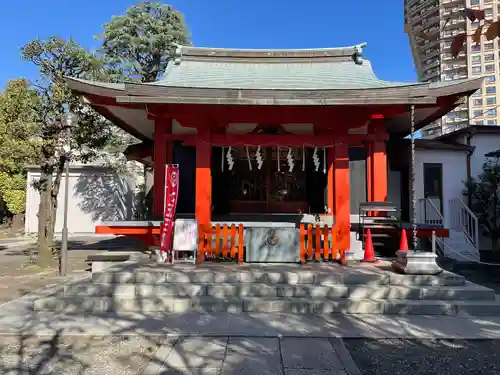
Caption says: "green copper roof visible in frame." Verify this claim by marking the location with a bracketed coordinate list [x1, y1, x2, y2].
[148, 44, 423, 90]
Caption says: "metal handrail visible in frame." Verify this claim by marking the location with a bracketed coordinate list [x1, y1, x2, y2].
[417, 198, 443, 226]
[449, 198, 480, 253]
[426, 198, 443, 221]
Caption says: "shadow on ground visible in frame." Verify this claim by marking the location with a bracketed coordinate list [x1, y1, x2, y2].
[2, 236, 144, 257]
[2, 262, 500, 373]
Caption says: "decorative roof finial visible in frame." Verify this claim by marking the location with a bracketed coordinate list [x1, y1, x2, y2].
[353, 43, 367, 65]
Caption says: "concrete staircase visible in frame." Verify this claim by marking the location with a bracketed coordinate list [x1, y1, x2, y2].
[32, 263, 500, 316]
[441, 229, 480, 263]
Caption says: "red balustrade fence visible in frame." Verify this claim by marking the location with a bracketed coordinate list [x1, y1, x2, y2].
[198, 224, 244, 264]
[299, 224, 346, 264]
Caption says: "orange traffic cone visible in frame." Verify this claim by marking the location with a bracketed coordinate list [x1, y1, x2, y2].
[361, 228, 378, 263]
[399, 229, 409, 251]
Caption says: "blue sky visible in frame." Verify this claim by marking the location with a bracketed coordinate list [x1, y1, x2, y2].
[0, 0, 416, 87]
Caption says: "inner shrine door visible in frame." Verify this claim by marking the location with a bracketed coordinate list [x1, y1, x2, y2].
[228, 147, 308, 213]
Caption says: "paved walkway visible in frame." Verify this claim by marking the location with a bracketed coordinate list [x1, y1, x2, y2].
[142, 336, 359, 375]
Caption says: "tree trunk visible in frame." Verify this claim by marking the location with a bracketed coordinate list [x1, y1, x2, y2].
[49, 157, 66, 246]
[143, 166, 154, 219]
[10, 213, 24, 233]
[37, 168, 55, 268]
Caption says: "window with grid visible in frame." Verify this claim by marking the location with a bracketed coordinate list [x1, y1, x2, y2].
[485, 54, 495, 62]
[486, 75, 496, 83]
[473, 98, 483, 106]
[486, 86, 496, 94]
[486, 64, 496, 73]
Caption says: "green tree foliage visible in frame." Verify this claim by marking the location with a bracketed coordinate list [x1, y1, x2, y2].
[21, 37, 122, 267]
[464, 154, 500, 251]
[100, 1, 191, 82]
[0, 79, 41, 222]
[99, 1, 191, 219]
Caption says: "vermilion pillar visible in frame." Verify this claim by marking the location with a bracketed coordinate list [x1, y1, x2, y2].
[365, 141, 373, 202]
[195, 129, 212, 229]
[327, 149, 335, 216]
[333, 143, 350, 251]
[366, 118, 388, 203]
[370, 140, 388, 202]
[152, 120, 168, 218]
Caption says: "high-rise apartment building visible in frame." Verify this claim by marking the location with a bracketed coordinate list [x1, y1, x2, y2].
[405, 0, 499, 138]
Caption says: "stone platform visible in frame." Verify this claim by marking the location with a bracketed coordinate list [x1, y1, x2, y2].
[32, 261, 500, 316]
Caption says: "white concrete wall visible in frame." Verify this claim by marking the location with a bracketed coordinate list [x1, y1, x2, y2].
[414, 148, 468, 228]
[25, 165, 137, 234]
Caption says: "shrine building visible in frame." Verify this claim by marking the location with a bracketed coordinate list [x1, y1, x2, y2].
[65, 43, 482, 261]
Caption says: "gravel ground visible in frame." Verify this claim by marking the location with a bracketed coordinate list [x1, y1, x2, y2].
[344, 339, 500, 375]
[0, 335, 163, 374]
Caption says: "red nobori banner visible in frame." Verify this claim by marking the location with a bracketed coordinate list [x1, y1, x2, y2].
[160, 164, 179, 263]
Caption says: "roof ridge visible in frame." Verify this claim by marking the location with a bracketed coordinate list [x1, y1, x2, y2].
[172, 43, 367, 65]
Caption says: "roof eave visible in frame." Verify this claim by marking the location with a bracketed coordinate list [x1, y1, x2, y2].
[116, 94, 436, 106]
[64, 76, 126, 98]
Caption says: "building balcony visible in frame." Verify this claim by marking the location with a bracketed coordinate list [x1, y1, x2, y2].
[442, 63, 466, 71]
[441, 0, 466, 6]
[441, 51, 465, 60]
[418, 39, 439, 50]
[422, 48, 441, 59]
[423, 58, 440, 69]
[410, 6, 440, 23]
[408, 0, 439, 18]
[412, 16, 440, 32]
[441, 121, 470, 135]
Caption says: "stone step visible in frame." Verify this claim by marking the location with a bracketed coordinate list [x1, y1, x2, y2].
[91, 268, 466, 286]
[62, 282, 495, 301]
[32, 295, 500, 316]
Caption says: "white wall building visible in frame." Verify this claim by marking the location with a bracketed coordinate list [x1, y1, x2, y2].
[25, 162, 141, 235]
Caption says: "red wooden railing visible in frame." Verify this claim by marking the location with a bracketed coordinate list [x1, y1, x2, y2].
[197, 224, 244, 264]
[299, 224, 346, 264]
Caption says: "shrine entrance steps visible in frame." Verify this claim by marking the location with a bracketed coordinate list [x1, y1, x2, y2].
[32, 262, 500, 316]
